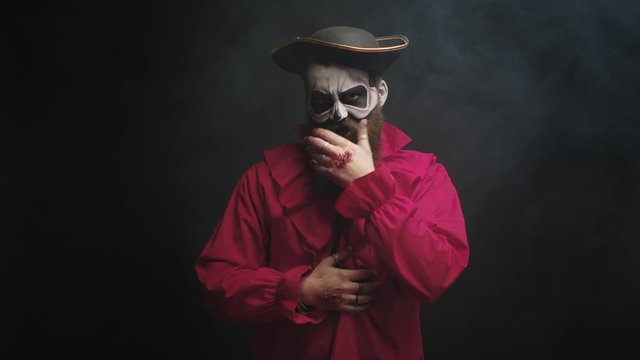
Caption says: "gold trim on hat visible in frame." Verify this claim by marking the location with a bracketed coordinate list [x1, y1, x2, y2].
[271, 34, 409, 55]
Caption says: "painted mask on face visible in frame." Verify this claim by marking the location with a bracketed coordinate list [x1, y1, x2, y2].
[305, 64, 386, 124]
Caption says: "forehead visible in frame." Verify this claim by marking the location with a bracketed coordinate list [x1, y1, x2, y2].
[305, 63, 369, 90]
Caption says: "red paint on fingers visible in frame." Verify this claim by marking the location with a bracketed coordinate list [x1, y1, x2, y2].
[333, 149, 353, 169]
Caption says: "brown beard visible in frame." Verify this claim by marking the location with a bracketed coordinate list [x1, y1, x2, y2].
[306, 103, 385, 164]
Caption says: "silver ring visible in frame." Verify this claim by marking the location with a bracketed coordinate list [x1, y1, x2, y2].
[321, 141, 330, 151]
[358, 135, 369, 140]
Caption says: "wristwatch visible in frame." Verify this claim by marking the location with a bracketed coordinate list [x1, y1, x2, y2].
[296, 299, 313, 314]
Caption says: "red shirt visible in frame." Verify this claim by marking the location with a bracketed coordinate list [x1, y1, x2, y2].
[195, 123, 469, 359]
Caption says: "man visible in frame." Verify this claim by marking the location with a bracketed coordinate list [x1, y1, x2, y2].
[196, 26, 469, 359]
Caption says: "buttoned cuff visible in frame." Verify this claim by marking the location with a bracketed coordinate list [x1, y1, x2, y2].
[277, 265, 325, 324]
[335, 163, 396, 218]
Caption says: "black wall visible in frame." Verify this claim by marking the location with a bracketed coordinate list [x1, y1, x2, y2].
[8, 0, 640, 358]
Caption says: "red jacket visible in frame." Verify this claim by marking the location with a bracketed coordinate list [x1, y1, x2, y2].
[195, 123, 469, 359]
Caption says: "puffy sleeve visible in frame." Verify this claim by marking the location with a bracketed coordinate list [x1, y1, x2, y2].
[195, 163, 324, 324]
[334, 155, 469, 304]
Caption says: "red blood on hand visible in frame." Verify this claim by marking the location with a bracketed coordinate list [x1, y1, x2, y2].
[333, 149, 353, 169]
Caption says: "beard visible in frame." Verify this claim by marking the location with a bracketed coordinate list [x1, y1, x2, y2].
[307, 103, 385, 164]
[306, 104, 385, 197]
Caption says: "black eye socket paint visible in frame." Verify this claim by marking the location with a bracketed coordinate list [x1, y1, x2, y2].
[310, 91, 333, 114]
[338, 85, 368, 108]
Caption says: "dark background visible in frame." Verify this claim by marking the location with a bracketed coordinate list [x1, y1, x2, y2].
[7, 0, 640, 359]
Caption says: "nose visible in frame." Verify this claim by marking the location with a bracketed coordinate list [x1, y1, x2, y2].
[330, 101, 348, 122]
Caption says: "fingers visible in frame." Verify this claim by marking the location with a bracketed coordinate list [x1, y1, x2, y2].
[334, 287, 378, 313]
[341, 268, 376, 282]
[305, 135, 343, 158]
[309, 161, 334, 176]
[357, 119, 371, 152]
[343, 293, 375, 305]
[311, 128, 351, 147]
[306, 147, 333, 167]
[344, 281, 379, 295]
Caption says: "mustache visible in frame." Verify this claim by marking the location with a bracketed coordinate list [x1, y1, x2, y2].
[308, 103, 383, 163]
[320, 118, 360, 137]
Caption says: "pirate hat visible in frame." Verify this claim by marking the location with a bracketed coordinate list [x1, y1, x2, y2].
[271, 26, 409, 74]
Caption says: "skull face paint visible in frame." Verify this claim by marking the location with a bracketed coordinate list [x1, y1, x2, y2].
[305, 64, 381, 124]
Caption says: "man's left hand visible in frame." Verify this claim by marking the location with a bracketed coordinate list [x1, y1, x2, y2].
[304, 119, 375, 187]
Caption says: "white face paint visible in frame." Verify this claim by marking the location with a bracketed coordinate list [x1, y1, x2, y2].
[305, 64, 387, 124]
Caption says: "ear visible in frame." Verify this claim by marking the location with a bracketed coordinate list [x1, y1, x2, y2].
[376, 80, 389, 107]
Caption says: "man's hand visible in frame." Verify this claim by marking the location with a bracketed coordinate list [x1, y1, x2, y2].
[304, 119, 375, 187]
[299, 248, 379, 314]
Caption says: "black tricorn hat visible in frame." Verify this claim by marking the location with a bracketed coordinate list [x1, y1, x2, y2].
[271, 26, 409, 74]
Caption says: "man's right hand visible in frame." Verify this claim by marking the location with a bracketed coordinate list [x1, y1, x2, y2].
[299, 248, 379, 313]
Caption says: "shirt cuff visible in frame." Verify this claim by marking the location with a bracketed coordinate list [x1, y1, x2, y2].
[277, 264, 325, 324]
[335, 163, 396, 218]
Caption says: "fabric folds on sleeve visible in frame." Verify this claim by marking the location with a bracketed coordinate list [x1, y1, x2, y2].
[195, 163, 325, 324]
[335, 163, 396, 218]
[334, 155, 469, 304]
